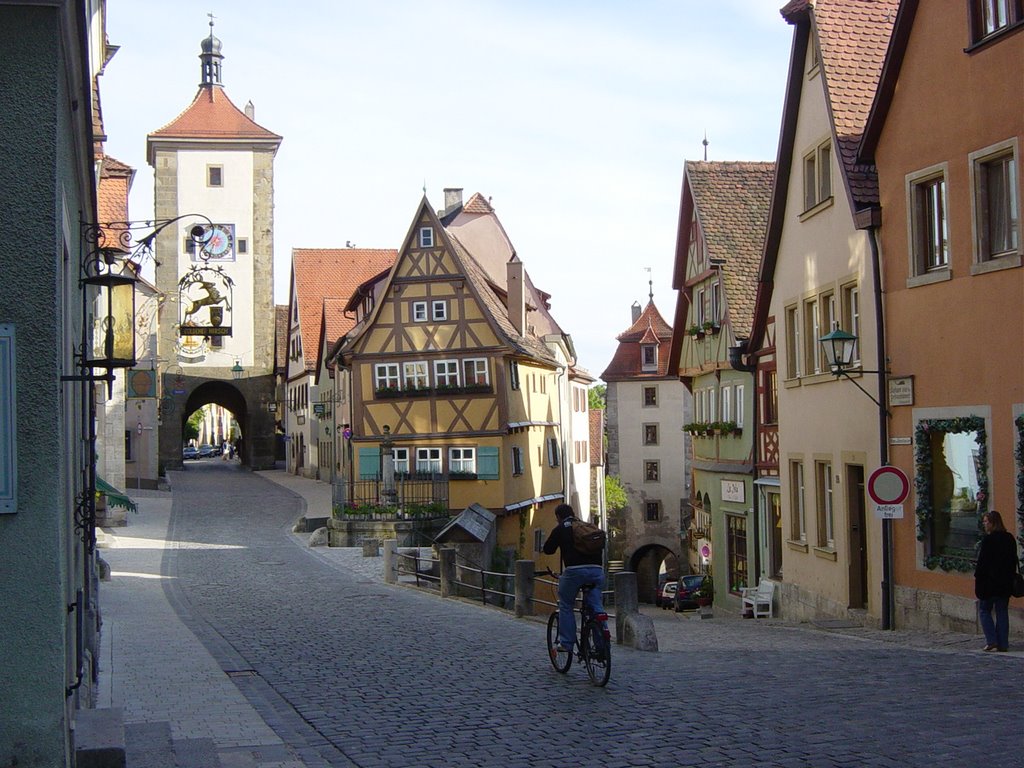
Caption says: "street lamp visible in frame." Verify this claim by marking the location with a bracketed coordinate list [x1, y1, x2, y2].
[819, 328, 894, 630]
[819, 328, 887, 414]
[231, 360, 244, 380]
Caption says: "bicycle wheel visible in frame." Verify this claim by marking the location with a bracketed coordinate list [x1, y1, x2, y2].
[547, 612, 572, 673]
[580, 620, 611, 687]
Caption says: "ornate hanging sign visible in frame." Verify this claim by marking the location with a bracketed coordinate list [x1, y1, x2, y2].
[178, 265, 234, 337]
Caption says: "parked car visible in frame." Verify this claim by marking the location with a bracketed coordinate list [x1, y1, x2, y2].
[182, 446, 199, 460]
[656, 580, 678, 608]
[674, 574, 709, 611]
[198, 444, 217, 458]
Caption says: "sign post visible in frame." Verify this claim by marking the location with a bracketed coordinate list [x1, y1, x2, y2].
[868, 465, 910, 519]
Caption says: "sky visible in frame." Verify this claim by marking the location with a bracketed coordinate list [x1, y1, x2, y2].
[101, 1, 794, 381]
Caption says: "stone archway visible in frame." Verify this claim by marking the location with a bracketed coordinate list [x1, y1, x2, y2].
[628, 543, 681, 604]
[159, 372, 276, 472]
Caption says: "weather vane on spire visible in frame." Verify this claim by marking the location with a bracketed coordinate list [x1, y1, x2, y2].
[703, 132, 709, 161]
[208, 11, 216, 30]
[644, 267, 653, 302]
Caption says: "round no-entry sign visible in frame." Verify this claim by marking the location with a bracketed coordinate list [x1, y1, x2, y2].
[868, 465, 910, 506]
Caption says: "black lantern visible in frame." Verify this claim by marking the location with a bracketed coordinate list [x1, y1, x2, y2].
[231, 360, 244, 380]
[819, 328, 858, 375]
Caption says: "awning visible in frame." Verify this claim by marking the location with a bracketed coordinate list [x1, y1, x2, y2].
[95, 476, 137, 513]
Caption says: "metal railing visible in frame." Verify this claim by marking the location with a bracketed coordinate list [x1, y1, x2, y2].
[332, 475, 448, 515]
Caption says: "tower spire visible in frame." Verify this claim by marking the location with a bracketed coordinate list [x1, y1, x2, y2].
[645, 267, 653, 302]
[702, 132, 709, 161]
[199, 14, 224, 87]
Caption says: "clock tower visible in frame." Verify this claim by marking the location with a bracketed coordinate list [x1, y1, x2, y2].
[148, 20, 282, 469]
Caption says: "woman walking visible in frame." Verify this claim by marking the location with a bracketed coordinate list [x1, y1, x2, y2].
[974, 510, 1019, 652]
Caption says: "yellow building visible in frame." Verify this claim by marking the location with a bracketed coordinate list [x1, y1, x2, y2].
[336, 196, 578, 565]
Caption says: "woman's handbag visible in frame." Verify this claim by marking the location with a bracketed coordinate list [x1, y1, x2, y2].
[1012, 570, 1024, 599]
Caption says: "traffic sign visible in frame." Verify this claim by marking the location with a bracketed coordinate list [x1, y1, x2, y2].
[868, 465, 909, 519]
[868, 466, 910, 505]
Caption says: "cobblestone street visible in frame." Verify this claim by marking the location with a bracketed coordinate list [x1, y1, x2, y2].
[98, 462, 1024, 767]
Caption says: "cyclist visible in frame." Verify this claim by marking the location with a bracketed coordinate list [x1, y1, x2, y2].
[542, 503, 606, 654]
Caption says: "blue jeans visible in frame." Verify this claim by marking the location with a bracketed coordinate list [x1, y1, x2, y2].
[557, 565, 605, 649]
[979, 597, 1010, 649]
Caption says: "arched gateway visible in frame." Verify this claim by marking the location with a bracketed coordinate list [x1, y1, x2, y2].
[148, 22, 282, 470]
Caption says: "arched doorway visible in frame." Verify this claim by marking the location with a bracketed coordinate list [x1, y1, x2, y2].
[182, 381, 247, 464]
[629, 543, 681, 604]
[159, 372, 276, 471]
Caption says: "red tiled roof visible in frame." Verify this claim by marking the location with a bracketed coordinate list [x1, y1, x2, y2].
[462, 192, 494, 214]
[685, 161, 774, 337]
[601, 300, 676, 380]
[815, 0, 898, 206]
[292, 249, 398, 372]
[147, 85, 281, 164]
[97, 154, 134, 252]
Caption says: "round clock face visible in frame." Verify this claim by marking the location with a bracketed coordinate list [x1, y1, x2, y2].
[202, 224, 233, 257]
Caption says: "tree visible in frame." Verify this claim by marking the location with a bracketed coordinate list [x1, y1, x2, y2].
[605, 474, 628, 511]
[588, 384, 606, 410]
[604, 474, 629, 560]
[184, 410, 203, 443]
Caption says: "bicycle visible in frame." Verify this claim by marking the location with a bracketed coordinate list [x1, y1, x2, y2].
[541, 569, 612, 686]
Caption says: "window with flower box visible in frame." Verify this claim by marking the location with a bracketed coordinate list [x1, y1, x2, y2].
[374, 363, 400, 393]
[403, 361, 430, 391]
[433, 360, 459, 389]
[416, 447, 442, 475]
[462, 358, 489, 387]
[449, 447, 476, 476]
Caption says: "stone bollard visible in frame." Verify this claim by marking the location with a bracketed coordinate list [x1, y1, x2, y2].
[362, 538, 380, 557]
[383, 539, 398, 584]
[439, 547, 456, 598]
[514, 560, 535, 618]
[614, 571, 658, 651]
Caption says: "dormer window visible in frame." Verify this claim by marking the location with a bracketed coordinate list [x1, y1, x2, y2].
[641, 344, 657, 371]
[419, 227, 434, 248]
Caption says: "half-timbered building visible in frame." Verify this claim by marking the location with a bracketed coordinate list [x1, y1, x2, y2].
[336, 196, 584, 561]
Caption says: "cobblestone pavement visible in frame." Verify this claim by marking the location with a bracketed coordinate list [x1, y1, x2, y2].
[99, 462, 1024, 767]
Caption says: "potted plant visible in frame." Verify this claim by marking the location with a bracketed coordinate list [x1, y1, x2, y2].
[687, 323, 704, 339]
[702, 320, 717, 335]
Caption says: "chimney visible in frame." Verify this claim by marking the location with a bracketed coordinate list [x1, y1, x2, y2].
[245, 100, 255, 120]
[507, 255, 526, 334]
[631, 301, 641, 323]
[443, 187, 463, 215]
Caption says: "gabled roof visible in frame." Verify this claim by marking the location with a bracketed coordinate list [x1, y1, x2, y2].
[601, 300, 676, 380]
[686, 161, 775, 336]
[783, 0, 898, 209]
[146, 85, 282, 163]
[444, 192, 564, 342]
[341, 197, 559, 367]
[291, 248, 398, 373]
[747, 0, 896, 352]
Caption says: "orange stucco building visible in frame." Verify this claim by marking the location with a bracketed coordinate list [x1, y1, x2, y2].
[861, 0, 1023, 634]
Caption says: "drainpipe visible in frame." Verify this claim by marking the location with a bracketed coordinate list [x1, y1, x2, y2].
[865, 219, 894, 630]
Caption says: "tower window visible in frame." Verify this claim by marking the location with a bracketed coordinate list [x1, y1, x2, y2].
[207, 165, 223, 187]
